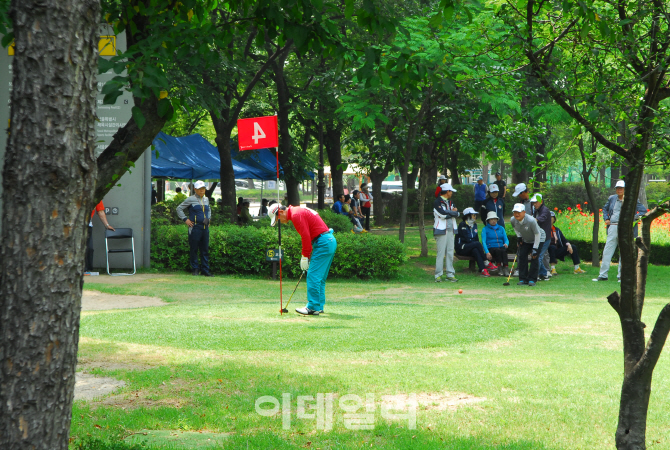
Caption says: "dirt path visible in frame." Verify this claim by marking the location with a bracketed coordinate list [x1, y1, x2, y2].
[82, 290, 167, 310]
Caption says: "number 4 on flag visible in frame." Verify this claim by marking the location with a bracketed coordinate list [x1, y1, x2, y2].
[253, 122, 266, 144]
[237, 115, 279, 151]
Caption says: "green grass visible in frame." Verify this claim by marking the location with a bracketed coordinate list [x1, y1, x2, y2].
[74, 229, 670, 449]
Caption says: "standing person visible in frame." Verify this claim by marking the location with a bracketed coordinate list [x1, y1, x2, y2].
[434, 175, 447, 198]
[494, 172, 507, 199]
[473, 176, 488, 213]
[510, 203, 542, 286]
[151, 184, 158, 205]
[268, 204, 337, 316]
[481, 184, 505, 226]
[236, 196, 244, 223]
[85, 201, 116, 275]
[531, 193, 552, 280]
[433, 182, 460, 283]
[359, 183, 373, 231]
[511, 183, 532, 214]
[176, 180, 213, 277]
[240, 201, 252, 225]
[455, 208, 498, 277]
[482, 211, 510, 276]
[174, 187, 187, 203]
[548, 211, 586, 274]
[593, 180, 647, 282]
[259, 198, 269, 217]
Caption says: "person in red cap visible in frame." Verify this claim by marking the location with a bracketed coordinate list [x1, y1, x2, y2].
[268, 204, 337, 315]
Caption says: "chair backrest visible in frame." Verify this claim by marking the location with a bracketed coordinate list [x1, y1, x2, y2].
[106, 228, 133, 239]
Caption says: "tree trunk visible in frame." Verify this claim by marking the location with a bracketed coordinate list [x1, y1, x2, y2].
[273, 54, 300, 206]
[210, 115, 238, 223]
[407, 164, 419, 191]
[325, 123, 344, 199]
[599, 165, 607, 187]
[512, 147, 529, 184]
[370, 166, 389, 226]
[446, 140, 461, 184]
[578, 134, 600, 268]
[0, 1, 100, 448]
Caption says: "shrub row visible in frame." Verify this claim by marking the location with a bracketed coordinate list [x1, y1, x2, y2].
[151, 224, 406, 279]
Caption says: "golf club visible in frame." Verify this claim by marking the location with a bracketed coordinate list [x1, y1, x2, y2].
[503, 252, 518, 286]
[281, 270, 305, 313]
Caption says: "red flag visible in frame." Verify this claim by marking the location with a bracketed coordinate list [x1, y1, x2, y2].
[237, 116, 278, 150]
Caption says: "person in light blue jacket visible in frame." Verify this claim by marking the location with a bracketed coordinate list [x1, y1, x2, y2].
[481, 211, 510, 277]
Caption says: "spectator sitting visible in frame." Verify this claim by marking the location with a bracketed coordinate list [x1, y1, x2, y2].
[481, 211, 510, 277]
[548, 211, 586, 275]
[434, 175, 447, 198]
[481, 183, 505, 226]
[455, 207, 498, 277]
[268, 200, 277, 207]
[174, 187, 187, 203]
[240, 201, 253, 225]
[343, 194, 364, 233]
[331, 194, 345, 215]
[259, 198, 269, 217]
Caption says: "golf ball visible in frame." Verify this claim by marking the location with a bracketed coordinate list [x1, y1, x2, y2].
[458, 289, 463, 294]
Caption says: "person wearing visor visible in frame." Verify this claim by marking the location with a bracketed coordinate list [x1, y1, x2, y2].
[511, 203, 542, 286]
[481, 183, 505, 226]
[511, 182, 532, 214]
[268, 204, 337, 315]
[176, 180, 213, 276]
[433, 182, 460, 282]
[456, 207, 498, 277]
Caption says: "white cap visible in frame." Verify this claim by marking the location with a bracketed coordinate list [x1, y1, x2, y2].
[268, 203, 281, 226]
[489, 184, 499, 193]
[440, 182, 457, 193]
[194, 180, 206, 189]
[512, 183, 527, 197]
[530, 193, 543, 203]
[512, 203, 526, 213]
[616, 180, 625, 188]
[477, 176, 483, 180]
[463, 207, 477, 216]
[486, 211, 499, 221]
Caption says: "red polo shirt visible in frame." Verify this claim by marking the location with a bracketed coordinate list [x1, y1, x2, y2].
[287, 206, 329, 257]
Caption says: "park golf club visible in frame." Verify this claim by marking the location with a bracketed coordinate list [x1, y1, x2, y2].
[281, 270, 305, 313]
[503, 251, 518, 286]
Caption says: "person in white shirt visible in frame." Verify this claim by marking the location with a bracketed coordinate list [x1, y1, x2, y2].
[359, 183, 373, 231]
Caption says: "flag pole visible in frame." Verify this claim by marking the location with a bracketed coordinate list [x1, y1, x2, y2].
[277, 147, 283, 314]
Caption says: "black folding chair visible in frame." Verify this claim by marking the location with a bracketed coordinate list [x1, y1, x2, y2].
[105, 228, 136, 276]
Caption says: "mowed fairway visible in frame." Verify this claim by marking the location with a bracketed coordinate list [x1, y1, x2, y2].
[73, 231, 670, 449]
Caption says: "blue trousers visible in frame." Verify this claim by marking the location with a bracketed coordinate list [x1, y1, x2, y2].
[537, 239, 551, 277]
[188, 226, 210, 273]
[306, 231, 337, 311]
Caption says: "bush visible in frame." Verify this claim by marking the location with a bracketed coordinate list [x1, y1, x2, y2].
[151, 198, 184, 226]
[317, 209, 353, 233]
[542, 182, 613, 212]
[151, 224, 406, 279]
[646, 182, 670, 208]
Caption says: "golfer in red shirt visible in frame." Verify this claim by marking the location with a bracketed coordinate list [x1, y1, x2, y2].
[269, 204, 337, 315]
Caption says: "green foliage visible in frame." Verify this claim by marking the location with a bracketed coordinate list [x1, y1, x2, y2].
[151, 224, 406, 279]
[317, 209, 353, 233]
[506, 182, 613, 213]
[646, 182, 670, 208]
[151, 199, 184, 226]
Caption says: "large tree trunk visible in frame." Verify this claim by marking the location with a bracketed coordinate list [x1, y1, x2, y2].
[446, 140, 461, 184]
[273, 54, 300, 206]
[512, 147, 529, 184]
[370, 165, 389, 226]
[325, 123, 344, 198]
[407, 164, 419, 191]
[0, 1, 99, 448]
[210, 115, 238, 223]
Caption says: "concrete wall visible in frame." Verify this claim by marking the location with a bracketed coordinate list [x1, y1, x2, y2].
[0, 26, 151, 270]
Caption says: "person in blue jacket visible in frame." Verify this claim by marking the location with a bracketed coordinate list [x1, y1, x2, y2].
[481, 211, 510, 277]
[455, 207, 498, 277]
[473, 176, 488, 213]
[331, 194, 345, 215]
[480, 183, 505, 226]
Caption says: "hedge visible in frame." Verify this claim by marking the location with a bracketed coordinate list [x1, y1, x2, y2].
[151, 224, 406, 279]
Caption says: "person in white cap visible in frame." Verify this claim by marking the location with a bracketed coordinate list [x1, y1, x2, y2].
[481, 183, 505, 226]
[434, 175, 448, 198]
[433, 182, 460, 282]
[511, 183, 532, 215]
[510, 203, 542, 286]
[482, 211, 510, 276]
[593, 180, 647, 282]
[176, 180, 213, 276]
[456, 207, 498, 277]
[268, 203, 336, 315]
[531, 193, 552, 280]
[474, 176, 488, 213]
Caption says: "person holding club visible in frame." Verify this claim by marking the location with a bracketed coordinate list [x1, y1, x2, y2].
[268, 204, 337, 316]
[510, 203, 542, 286]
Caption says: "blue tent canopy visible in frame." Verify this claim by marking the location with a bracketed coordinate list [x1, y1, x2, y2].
[151, 132, 277, 180]
[230, 146, 282, 178]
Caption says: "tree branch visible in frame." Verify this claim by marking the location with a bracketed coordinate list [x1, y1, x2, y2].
[632, 303, 670, 379]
